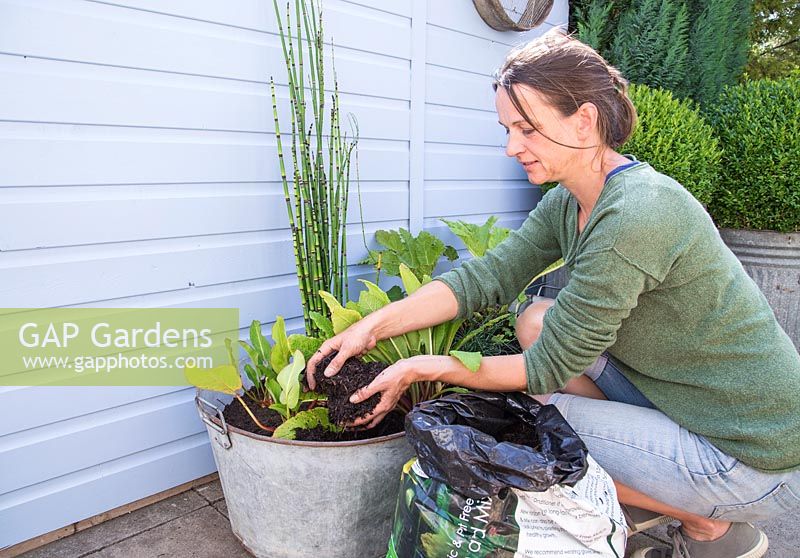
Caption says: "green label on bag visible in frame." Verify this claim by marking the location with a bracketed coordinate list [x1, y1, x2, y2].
[0, 308, 239, 386]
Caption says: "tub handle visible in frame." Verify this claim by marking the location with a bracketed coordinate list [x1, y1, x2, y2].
[196, 395, 232, 450]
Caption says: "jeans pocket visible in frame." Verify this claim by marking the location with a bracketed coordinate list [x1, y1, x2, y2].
[711, 481, 800, 521]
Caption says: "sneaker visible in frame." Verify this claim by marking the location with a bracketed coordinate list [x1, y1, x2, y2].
[631, 523, 769, 558]
[622, 504, 674, 535]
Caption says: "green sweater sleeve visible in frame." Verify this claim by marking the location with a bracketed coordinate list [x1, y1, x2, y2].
[523, 246, 660, 394]
[435, 190, 563, 319]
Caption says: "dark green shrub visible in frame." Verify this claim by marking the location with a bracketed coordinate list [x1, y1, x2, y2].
[570, 0, 752, 105]
[609, 0, 690, 95]
[622, 84, 722, 206]
[706, 78, 800, 232]
[684, 0, 752, 106]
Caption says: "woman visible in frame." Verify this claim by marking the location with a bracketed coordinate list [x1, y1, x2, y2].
[307, 30, 800, 558]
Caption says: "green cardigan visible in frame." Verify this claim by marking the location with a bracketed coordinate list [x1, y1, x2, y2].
[436, 163, 800, 471]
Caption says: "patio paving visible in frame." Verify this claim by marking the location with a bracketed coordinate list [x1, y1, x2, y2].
[11, 477, 799, 557]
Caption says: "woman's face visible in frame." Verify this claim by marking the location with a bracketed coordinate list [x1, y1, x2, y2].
[495, 86, 580, 186]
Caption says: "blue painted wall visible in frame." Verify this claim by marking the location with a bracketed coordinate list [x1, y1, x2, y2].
[0, 0, 567, 548]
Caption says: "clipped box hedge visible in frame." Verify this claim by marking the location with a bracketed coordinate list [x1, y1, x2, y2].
[706, 77, 800, 233]
[622, 83, 721, 207]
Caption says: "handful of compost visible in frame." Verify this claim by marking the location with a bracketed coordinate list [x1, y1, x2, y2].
[312, 352, 384, 426]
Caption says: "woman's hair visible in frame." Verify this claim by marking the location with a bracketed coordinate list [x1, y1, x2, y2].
[493, 29, 637, 149]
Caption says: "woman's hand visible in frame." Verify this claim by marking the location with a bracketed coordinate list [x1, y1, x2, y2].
[347, 358, 420, 429]
[350, 353, 529, 428]
[306, 322, 378, 390]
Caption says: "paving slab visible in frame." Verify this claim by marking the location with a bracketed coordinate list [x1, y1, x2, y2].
[213, 500, 229, 520]
[82, 507, 250, 558]
[757, 518, 800, 557]
[17, 490, 797, 558]
[18, 491, 208, 558]
[194, 480, 225, 505]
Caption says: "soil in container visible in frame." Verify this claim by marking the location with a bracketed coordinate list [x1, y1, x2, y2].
[220, 352, 402, 441]
[312, 352, 385, 425]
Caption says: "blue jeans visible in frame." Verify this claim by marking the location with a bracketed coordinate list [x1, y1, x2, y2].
[549, 354, 800, 521]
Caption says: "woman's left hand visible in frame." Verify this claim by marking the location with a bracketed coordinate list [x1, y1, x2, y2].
[348, 357, 427, 429]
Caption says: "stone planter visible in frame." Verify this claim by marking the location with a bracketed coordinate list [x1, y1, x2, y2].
[195, 390, 415, 558]
[719, 228, 800, 349]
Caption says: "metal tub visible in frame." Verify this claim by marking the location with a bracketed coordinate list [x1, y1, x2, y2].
[196, 390, 414, 558]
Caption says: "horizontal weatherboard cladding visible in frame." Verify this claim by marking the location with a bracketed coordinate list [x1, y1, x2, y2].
[0, 0, 566, 548]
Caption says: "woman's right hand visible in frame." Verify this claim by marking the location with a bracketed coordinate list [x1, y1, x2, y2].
[305, 321, 378, 390]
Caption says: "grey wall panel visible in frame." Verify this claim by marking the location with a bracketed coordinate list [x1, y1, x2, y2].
[0, 0, 566, 548]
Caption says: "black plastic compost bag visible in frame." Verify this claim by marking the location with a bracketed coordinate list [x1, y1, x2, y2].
[405, 391, 589, 499]
[386, 392, 627, 558]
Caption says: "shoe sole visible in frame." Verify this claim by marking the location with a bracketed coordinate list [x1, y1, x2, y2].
[741, 528, 769, 558]
[629, 527, 769, 558]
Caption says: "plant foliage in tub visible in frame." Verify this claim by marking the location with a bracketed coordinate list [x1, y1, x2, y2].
[317, 263, 482, 415]
[185, 318, 340, 440]
[360, 228, 459, 300]
[440, 216, 510, 258]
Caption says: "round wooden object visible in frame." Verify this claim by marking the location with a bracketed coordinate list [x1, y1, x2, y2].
[473, 0, 554, 31]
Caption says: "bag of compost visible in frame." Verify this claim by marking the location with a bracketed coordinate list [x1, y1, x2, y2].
[387, 392, 626, 558]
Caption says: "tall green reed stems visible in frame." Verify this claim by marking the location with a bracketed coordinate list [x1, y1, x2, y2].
[270, 0, 358, 337]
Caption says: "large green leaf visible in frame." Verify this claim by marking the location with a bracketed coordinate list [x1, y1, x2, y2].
[449, 350, 482, 372]
[399, 263, 421, 295]
[371, 228, 458, 280]
[375, 228, 405, 253]
[441, 216, 510, 258]
[276, 350, 305, 411]
[238, 340, 260, 370]
[309, 311, 334, 339]
[270, 316, 291, 372]
[357, 279, 391, 315]
[288, 334, 323, 361]
[440, 320, 463, 355]
[386, 335, 412, 360]
[319, 290, 363, 334]
[404, 329, 421, 354]
[432, 323, 449, 355]
[404, 229, 457, 278]
[243, 363, 260, 388]
[345, 300, 360, 313]
[272, 407, 339, 440]
[249, 320, 271, 364]
[269, 402, 288, 419]
[266, 375, 282, 403]
[184, 364, 242, 394]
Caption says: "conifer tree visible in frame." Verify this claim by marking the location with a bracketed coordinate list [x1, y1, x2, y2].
[609, 0, 690, 94]
[570, 0, 754, 105]
[573, 0, 616, 50]
[684, 0, 752, 106]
